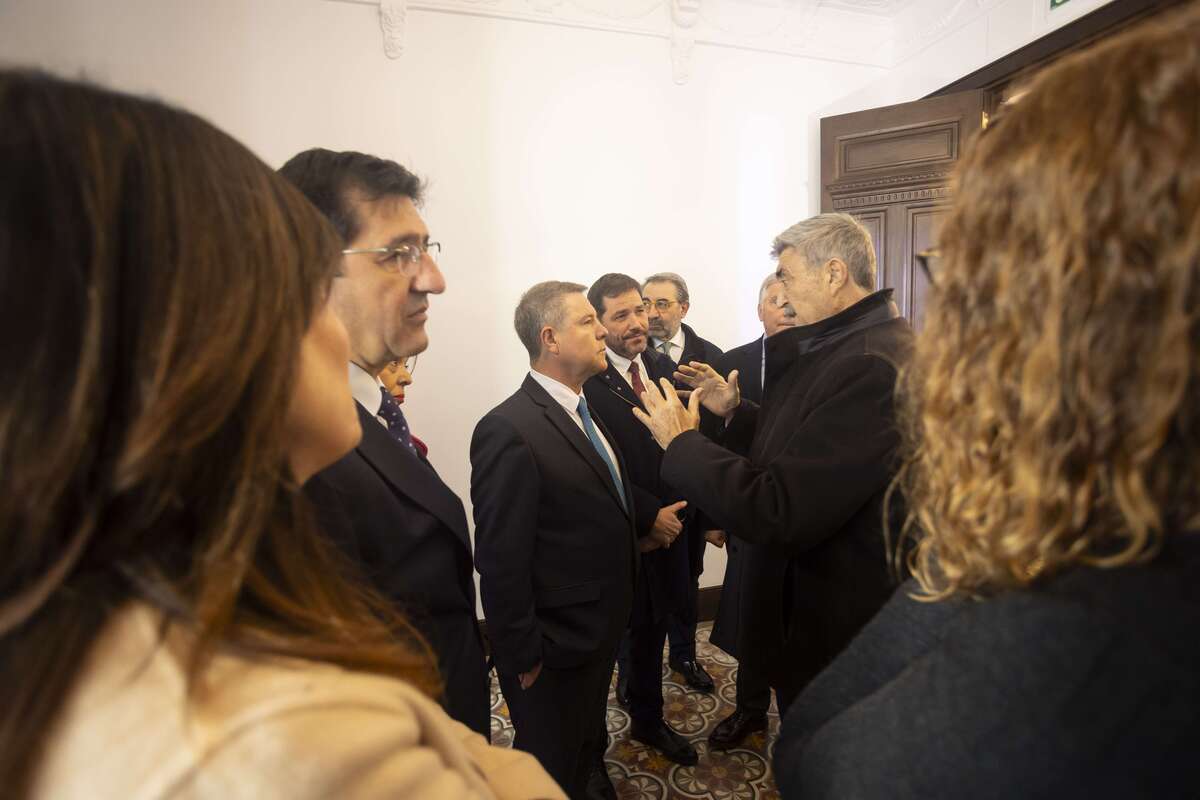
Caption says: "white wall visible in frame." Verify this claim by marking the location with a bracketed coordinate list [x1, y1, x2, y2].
[0, 0, 885, 602]
[820, 0, 1118, 117]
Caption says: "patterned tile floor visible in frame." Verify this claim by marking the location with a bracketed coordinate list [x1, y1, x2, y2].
[489, 623, 781, 799]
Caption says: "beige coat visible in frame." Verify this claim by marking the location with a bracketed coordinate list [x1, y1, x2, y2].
[31, 604, 565, 799]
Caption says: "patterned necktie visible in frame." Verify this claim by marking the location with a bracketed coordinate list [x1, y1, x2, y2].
[377, 386, 419, 457]
[628, 360, 647, 398]
[576, 397, 626, 511]
[658, 340, 673, 359]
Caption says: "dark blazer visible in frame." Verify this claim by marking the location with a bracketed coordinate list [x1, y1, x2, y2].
[471, 374, 638, 676]
[305, 403, 490, 736]
[661, 291, 912, 703]
[583, 349, 691, 623]
[776, 536, 1200, 798]
[672, 321, 724, 577]
[704, 335, 784, 660]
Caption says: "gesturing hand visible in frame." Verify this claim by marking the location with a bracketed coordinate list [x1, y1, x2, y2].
[633, 377, 703, 450]
[674, 362, 740, 419]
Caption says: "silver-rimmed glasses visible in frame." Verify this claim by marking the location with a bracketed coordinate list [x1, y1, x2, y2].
[341, 241, 441, 276]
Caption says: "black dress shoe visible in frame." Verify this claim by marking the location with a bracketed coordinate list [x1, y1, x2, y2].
[615, 671, 630, 708]
[630, 720, 699, 766]
[707, 708, 768, 751]
[669, 658, 715, 693]
[584, 763, 618, 800]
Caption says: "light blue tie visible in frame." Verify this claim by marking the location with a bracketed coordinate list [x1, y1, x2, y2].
[576, 396, 626, 511]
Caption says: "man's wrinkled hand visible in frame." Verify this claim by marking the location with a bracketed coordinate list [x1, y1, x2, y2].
[632, 378, 703, 450]
[674, 362, 740, 419]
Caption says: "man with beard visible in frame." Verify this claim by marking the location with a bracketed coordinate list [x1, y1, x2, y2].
[582, 273, 697, 767]
[635, 213, 913, 714]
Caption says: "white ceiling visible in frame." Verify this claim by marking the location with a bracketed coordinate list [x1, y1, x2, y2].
[333, 0, 1021, 80]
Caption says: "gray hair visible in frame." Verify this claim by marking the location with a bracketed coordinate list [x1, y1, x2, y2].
[514, 281, 587, 361]
[641, 272, 689, 306]
[759, 271, 783, 303]
[770, 212, 876, 291]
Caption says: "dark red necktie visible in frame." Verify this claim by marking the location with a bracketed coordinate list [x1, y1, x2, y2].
[628, 360, 647, 398]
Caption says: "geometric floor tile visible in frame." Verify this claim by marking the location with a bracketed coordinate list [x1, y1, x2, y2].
[489, 623, 781, 799]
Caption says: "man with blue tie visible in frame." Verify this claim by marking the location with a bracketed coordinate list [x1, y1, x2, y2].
[280, 149, 490, 736]
[472, 281, 641, 799]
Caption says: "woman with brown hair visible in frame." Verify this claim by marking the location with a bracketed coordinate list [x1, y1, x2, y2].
[0, 71, 561, 799]
[774, 7, 1200, 798]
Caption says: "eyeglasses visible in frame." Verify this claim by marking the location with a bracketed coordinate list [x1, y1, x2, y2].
[403, 353, 418, 376]
[643, 299, 678, 312]
[341, 241, 441, 276]
[915, 248, 940, 287]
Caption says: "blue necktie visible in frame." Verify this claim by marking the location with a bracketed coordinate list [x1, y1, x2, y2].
[576, 397, 626, 512]
[377, 387, 419, 457]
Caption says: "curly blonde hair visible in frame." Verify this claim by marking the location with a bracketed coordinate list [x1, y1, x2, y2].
[897, 6, 1200, 598]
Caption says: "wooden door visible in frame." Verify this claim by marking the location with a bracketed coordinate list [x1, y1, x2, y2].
[820, 90, 984, 329]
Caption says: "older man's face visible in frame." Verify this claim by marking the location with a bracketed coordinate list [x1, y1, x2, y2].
[759, 281, 798, 336]
[776, 248, 836, 326]
[643, 280, 687, 340]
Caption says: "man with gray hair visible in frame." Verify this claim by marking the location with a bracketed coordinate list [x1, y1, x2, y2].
[642, 271, 723, 694]
[471, 281, 638, 798]
[635, 212, 913, 713]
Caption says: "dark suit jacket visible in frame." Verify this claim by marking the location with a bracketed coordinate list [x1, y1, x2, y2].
[471, 374, 638, 676]
[670, 322, 724, 577]
[305, 403, 489, 735]
[583, 349, 691, 624]
[704, 336, 785, 661]
[662, 291, 913, 699]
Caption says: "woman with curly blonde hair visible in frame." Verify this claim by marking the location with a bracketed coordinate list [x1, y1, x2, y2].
[774, 6, 1200, 797]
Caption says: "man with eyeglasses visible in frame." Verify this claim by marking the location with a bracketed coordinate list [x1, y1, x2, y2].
[641, 272, 723, 695]
[279, 149, 491, 737]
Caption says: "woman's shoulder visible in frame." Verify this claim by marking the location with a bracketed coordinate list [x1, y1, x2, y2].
[34, 604, 563, 800]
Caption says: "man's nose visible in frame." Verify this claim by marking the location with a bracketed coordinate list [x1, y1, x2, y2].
[412, 256, 446, 294]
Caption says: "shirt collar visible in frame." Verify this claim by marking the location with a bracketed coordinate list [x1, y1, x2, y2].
[605, 346, 647, 377]
[349, 362, 384, 416]
[651, 325, 686, 353]
[528, 369, 584, 418]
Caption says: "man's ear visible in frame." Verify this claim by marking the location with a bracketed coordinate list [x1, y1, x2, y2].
[679, 301, 690, 319]
[825, 258, 849, 293]
[539, 325, 558, 356]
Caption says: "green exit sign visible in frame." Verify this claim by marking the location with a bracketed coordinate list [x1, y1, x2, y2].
[1051, 0, 1072, 7]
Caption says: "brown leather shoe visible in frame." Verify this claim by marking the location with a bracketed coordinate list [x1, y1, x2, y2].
[707, 709, 768, 751]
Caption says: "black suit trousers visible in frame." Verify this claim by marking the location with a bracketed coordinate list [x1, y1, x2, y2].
[499, 654, 614, 799]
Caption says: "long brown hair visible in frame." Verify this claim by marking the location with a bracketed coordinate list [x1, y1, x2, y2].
[895, 6, 1200, 599]
[0, 72, 439, 795]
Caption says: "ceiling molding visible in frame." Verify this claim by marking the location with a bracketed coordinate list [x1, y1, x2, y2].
[326, 0, 1020, 80]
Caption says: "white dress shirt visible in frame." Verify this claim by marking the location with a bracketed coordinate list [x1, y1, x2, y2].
[528, 369, 619, 471]
[651, 326, 686, 363]
[604, 347, 650, 393]
[349, 362, 389, 430]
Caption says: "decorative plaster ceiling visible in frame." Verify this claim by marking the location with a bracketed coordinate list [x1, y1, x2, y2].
[328, 0, 1006, 82]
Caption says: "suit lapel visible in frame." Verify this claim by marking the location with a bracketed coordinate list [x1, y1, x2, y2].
[598, 360, 642, 410]
[353, 403, 472, 553]
[522, 376, 630, 518]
